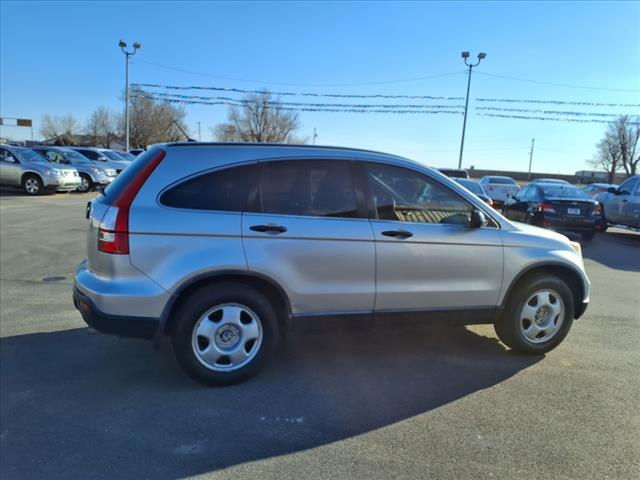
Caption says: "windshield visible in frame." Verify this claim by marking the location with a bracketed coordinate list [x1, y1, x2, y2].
[489, 177, 517, 185]
[61, 149, 93, 164]
[456, 179, 484, 195]
[14, 148, 47, 163]
[542, 186, 591, 200]
[101, 150, 126, 161]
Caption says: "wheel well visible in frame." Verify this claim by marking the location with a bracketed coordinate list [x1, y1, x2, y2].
[163, 274, 292, 335]
[504, 265, 585, 318]
[21, 172, 42, 185]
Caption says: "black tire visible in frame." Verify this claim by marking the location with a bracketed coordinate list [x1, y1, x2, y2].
[77, 174, 93, 193]
[22, 174, 44, 196]
[600, 206, 609, 233]
[494, 273, 575, 354]
[581, 231, 596, 242]
[171, 283, 279, 386]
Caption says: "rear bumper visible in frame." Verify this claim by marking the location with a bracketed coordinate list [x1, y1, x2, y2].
[73, 286, 159, 339]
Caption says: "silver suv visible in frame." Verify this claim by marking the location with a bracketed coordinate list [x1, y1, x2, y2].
[32, 146, 118, 192]
[0, 144, 81, 195]
[74, 144, 591, 385]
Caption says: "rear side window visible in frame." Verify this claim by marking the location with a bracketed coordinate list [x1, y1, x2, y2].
[160, 163, 257, 212]
[258, 160, 359, 218]
[489, 177, 517, 185]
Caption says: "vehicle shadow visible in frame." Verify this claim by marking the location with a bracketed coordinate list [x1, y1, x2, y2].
[0, 323, 541, 479]
[582, 229, 640, 272]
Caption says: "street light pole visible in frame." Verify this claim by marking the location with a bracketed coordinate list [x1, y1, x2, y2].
[457, 51, 486, 169]
[527, 138, 535, 180]
[119, 40, 141, 152]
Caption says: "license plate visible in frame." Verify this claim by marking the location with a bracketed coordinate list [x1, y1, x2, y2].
[567, 208, 580, 215]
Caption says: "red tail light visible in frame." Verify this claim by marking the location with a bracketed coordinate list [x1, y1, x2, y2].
[98, 149, 166, 254]
[537, 202, 556, 214]
[591, 204, 602, 216]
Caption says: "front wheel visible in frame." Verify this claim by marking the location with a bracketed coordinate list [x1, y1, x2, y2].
[77, 174, 93, 193]
[495, 273, 575, 354]
[22, 174, 44, 196]
[171, 283, 279, 386]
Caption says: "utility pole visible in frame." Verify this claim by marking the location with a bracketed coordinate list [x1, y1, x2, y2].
[119, 40, 141, 152]
[457, 51, 487, 169]
[198, 122, 202, 141]
[527, 138, 535, 180]
[312, 127, 318, 145]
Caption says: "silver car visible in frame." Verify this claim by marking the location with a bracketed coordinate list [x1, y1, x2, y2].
[0, 144, 81, 195]
[479, 175, 521, 205]
[67, 147, 130, 174]
[74, 144, 591, 386]
[32, 146, 118, 192]
[595, 175, 640, 229]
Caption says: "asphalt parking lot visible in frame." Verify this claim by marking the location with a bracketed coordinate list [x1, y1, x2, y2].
[1, 191, 638, 480]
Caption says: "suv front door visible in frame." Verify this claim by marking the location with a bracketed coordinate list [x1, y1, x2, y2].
[363, 162, 503, 313]
[607, 177, 639, 224]
[0, 148, 21, 186]
[242, 159, 375, 317]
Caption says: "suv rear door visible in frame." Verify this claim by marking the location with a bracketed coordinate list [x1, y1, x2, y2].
[242, 159, 375, 316]
[363, 162, 503, 313]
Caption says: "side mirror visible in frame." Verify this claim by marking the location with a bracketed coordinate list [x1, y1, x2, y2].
[470, 208, 487, 228]
[607, 187, 617, 194]
[506, 193, 513, 199]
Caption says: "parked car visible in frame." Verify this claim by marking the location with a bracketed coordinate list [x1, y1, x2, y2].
[502, 183, 602, 241]
[74, 143, 590, 386]
[129, 148, 145, 156]
[454, 178, 493, 206]
[67, 147, 130, 174]
[595, 175, 640, 230]
[437, 168, 469, 179]
[116, 151, 137, 161]
[0, 144, 81, 195]
[32, 146, 117, 192]
[531, 178, 571, 185]
[98, 148, 130, 163]
[582, 183, 618, 198]
[478, 175, 520, 205]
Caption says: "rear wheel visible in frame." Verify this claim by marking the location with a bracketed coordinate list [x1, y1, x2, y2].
[495, 273, 574, 354]
[171, 283, 279, 386]
[22, 174, 43, 196]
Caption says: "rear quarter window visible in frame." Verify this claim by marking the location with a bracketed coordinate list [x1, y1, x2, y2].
[160, 163, 257, 212]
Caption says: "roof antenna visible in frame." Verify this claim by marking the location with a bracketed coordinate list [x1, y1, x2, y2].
[172, 120, 197, 142]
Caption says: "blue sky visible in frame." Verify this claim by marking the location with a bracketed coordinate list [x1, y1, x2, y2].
[1, 1, 638, 173]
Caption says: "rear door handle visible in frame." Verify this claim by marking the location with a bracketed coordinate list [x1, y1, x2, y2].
[250, 224, 287, 234]
[381, 229, 413, 239]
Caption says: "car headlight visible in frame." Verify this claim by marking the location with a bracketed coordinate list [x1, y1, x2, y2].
[44, 168, 60, 175]
[90, 168, 101, 174]
[569, 241, 582, 257]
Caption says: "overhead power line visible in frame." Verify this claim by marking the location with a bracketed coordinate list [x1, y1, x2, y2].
[475, 106, 637, 118]
[131, 89, 465, 110]
[134, 83, 465, 101]
[136, 92, 464, 115]
[477, 113, 636, 124]
[476, 97, 640, 107]
[134, 59, 466, 87]
[475, 71, 640, 93]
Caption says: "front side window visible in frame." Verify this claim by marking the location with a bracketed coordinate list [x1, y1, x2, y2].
[0, 148, 14, 162]
[258, 160, 358, 218]
[160, 164, 257, 212]
[366, 163, 473, 225]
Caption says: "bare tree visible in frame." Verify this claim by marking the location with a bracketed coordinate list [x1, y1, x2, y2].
[39, 114, 79, 145]
[126, 94, 189, 148]
[85, 107, 119, 148]
[589, 116, 640, 181]
[589, 137, 621, 184]
[612, 115, 640, 177]
[214, 91, 303, 143]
